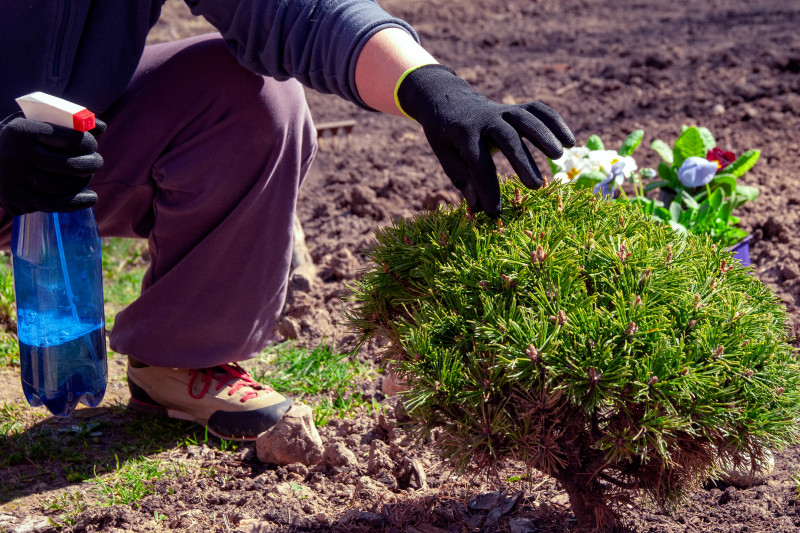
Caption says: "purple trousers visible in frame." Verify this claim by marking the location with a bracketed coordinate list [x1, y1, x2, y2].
[1, 34, 318, 368]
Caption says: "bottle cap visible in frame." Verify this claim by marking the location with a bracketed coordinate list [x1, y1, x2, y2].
[15, 92, 95, 131]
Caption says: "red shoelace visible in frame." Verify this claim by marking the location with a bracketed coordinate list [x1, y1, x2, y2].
[188, 363, 273, 403]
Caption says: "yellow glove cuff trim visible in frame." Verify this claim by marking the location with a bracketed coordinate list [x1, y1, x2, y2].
[393, 63, 437, 120]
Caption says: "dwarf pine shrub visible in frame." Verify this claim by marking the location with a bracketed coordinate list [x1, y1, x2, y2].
[347, 179, 800, 531]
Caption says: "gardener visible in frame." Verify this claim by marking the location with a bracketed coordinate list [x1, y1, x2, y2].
[0, 0, 574, 440]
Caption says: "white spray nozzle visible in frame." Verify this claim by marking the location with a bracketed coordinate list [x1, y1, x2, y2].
[15, 92, 95, 132]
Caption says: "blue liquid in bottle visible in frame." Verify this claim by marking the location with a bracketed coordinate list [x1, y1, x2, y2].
[12, 210, 107, 416]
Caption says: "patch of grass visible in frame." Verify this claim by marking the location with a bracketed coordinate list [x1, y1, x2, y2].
[44, 455, 184, 527]
[101, 238, 148, 331]
[44, 491, 87, 528]
[250, 342, 373, 426]
[0, 252, 18, 366]
[0, 402, 25, 436]
[91, 454, 180, 506]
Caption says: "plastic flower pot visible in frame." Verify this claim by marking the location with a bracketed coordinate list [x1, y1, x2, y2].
[729, 234, 752, 267]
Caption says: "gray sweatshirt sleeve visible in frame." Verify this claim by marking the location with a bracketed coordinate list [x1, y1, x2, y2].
[184, 0, 420, 110]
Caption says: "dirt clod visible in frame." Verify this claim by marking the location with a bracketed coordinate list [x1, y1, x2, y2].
[256, 403, 324, 466]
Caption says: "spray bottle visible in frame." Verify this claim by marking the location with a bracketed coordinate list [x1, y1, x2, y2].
[11, 92, 107, 416]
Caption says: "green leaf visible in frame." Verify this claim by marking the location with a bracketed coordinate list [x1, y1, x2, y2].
[586, 135, 605, 151]
[669, 201, 683, 222]
[681, 191, 700, 210]
[734, 185, 759, 202]
[643, 180, 672, 193]
[657, 162, 679, 187]
[711, 174, 737, 196]
[673, 127, 706, 169]
[668, 220, 688, 235]
[725, 149, 760, 178]
[547, 158, 560, 176]
[718, 200, 732, 223]
[698, 127, 716, 151]
[650, 139, 673, 165]
[654, 206, 672, 221]
[708, 188, 723, 210]
[619, 130, 644, 157]
[573, 170, 605, 190]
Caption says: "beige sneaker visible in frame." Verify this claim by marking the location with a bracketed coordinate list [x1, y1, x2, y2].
[127, 358, 292, 441]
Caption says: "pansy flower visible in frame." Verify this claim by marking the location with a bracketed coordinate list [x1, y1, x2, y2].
[678, 156, 718, 188]
[706, 147, 736, 171]
[593, 160, 627, 197]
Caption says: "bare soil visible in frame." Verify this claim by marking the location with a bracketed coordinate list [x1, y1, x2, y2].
[2, 0, 800, 531]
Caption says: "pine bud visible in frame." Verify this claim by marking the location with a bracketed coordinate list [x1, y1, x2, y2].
[501, 274, 516, 289]
[524, 229, 534, 239]
[776, 387, 785, 396]
[588, 367, 601, 384]
[404, 235, 413, 246]
[625, 321, 638, 337]
[744, 368, 754, 378]
[440, 231, 448, 245]
[465, 205, 475, 222]
[713, 345, 724, 360]
[633, 295, 642, 307]
[550, 310, 568, 325]
[648, 376, 658, 386]
[478, 281, 489, 289]
[665, 244, 673, 264]
[617, 243, 632, 262]
[693, 293, 701, 308]
[531, 245, 548, 265]
[526, 344, 540, 363]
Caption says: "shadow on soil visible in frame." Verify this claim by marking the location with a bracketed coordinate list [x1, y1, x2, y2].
[0, 402, 216, 505]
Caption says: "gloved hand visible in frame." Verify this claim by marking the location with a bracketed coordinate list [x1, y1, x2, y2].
[396, 64, 575, 217]
[0, 113, 105, 216]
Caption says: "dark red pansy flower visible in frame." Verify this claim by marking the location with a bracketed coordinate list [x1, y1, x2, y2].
[706, 147, 736, 170]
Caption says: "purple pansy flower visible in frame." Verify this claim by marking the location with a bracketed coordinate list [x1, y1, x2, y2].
[593, 161, 627, 197]
[678, 156, 718, 188]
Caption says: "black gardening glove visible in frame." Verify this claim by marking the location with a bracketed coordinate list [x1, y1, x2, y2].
[396, 64, 575, 217]
[0, 113, 105, 216]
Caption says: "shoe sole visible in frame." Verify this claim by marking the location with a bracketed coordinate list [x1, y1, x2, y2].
[128, 396, 261, 441]
[128, 378, 286, 442]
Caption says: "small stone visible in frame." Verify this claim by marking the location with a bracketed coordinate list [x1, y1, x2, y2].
[782, 263, 799, 280]
[712, 103, 726, 115]
[256, 403, 324, 466]
[468, 490, 504, 510]
[289, 263, 316, 291]
[323, 442, 358, 469]
[12, 515, 51, 533]
[367, 440, 394, 475]
[509, 518, 537, 533]
[286, 462, 309, 477]
[381, 371, 408, 396]
[277, 316, 301, 339]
